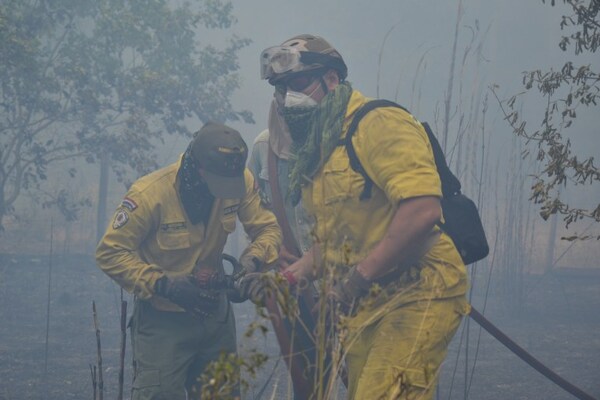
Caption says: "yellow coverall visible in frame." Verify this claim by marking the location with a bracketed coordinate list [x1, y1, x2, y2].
[96, 156, 280, 399]
[302, 90, 470, 400]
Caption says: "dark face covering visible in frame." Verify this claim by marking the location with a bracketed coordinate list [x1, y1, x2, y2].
[177, 147, 215, 225]
[281, 105, 318, 144]
[285, 81, 353, 205]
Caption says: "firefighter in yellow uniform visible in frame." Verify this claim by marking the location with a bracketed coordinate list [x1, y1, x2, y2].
[241, 34, 469, 399]
[96, 122, 281, 400]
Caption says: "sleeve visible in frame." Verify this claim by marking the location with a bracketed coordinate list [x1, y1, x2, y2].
[248, 132, 269, 194]
[248, 139, 263, 180]
[237, 168, 282, 266]
[352, 107, 442, 204]
[95, 188, 164, 299]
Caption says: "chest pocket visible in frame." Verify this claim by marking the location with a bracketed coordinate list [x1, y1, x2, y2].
[221, 202, 240, 233]
[157, 222, 191, 250]
[322, 156, 354, 205]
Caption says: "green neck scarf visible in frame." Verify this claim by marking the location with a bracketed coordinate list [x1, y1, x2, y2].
[286, 81, 353, 205]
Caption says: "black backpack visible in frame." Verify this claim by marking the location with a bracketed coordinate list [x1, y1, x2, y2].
[343, 99, 489, 265]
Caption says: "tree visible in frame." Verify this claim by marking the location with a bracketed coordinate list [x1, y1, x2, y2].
[0, 0, 252, 232]
[493, 0, 599, 240]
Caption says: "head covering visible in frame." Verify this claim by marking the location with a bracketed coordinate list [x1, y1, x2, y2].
[267, 99, 294, 159]
[178, 149, 214, 225]
[190, 121, 248, 198]
[260, 33, 347, 85]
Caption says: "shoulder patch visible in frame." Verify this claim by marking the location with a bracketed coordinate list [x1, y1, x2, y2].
[121, 197, 138, 211]
[112, 209, 129, 229]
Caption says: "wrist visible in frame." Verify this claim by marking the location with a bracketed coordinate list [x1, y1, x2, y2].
[250, 256, 262, 270]
[281, 270, 298, 286]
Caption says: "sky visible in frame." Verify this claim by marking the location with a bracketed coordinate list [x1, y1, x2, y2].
[224, 0, 560, 134]
[162, 0, 583, 158]
[152, 1, 598, 169]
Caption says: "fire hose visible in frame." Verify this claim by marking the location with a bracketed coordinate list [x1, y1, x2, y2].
[469, 306, 596, 400]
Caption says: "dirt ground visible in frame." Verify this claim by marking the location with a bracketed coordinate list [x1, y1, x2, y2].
[0, 253, 598, 400]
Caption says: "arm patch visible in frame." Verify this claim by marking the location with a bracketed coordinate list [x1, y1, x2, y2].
[112, 209, 130, 229]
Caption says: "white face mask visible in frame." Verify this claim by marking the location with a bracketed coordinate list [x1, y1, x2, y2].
[284, 90, 318, 108]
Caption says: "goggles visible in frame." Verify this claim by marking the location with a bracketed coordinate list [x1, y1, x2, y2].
[260, 46, 345, 81]
[260, 46, 302, 80]
[285, 74, 317, 92]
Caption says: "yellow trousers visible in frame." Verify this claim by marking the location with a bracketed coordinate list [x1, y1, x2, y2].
[343, 296, 467, 400]
[130, 300, 238, 400]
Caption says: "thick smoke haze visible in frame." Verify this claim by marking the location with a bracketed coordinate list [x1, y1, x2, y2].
[0, 1, 598, 399]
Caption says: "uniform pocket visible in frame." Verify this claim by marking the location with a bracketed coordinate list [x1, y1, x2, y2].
[398, 367, 429, 391]
[322, 157, 352, 205]
[132, 368, 161, 389]
[156, 230, 191, 250]
[355, 365, 430, 399]
[376, 366, 429, 398]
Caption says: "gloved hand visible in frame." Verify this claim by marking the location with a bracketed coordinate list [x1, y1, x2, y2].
[226, 254, 263, 303]
[330, 266, 371, 315]
[238, 254, 262, 274]
[154, 275, 219, 318]
[237, 270, 296, 306]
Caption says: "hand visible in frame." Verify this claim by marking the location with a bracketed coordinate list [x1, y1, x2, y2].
[237, 271, 296, 306]
[330, 266, 371, 315]
[236, 272, 271, 306]
[238, 253, 262, 274]
[224, 254, 262, 303]
[154, 275, 218, 318]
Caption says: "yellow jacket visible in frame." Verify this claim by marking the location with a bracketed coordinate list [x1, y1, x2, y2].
[96, 155, 281, 311]
[302, 90, 468, 325]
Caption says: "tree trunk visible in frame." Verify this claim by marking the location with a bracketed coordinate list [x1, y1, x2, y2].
[0, 190, 6, 232]
[544, 212, 558, 272]
[96, 151, 109, 244]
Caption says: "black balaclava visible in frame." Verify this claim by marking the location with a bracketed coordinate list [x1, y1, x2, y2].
[177, 146, 215, 225]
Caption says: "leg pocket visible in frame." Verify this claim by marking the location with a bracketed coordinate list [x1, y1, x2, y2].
[132, 368, 188, 400]
[354, 364, 431, 400]
[132, 368, 161, 389]
[387, 367, 431, 400]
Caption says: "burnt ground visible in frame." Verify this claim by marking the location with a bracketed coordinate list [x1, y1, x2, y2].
[0, 254, 598, 400]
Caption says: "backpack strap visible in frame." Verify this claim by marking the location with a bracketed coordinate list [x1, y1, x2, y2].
[343, 99, 462, 200]
[342, 99, 408, 200]
[420, 122, 461, 196]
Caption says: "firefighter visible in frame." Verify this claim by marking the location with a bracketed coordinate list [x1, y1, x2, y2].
[241, 34, 469, 399]
[96, 121, 281, 400]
